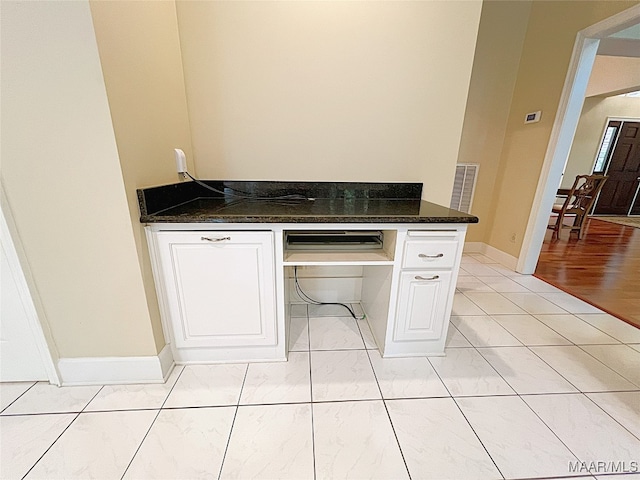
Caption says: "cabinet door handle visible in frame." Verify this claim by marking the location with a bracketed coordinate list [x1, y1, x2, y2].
[418, 253, 444, 259]
[415, 275, 440, 281]
[201, 236, 231, 242]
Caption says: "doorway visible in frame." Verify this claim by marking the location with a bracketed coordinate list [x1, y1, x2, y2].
[518, 5, 640, 274]
[592, 120, 640, 216]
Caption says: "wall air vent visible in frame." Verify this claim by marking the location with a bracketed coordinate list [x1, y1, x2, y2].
[450, 163, 479, 214]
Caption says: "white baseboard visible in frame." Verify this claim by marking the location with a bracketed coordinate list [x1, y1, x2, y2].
[157, 343, 175, 382]
[464, 241, 519, 271]
[483, 244, 519, 271]
[462, 242, 485, 254]
[57, 344, 174, 386]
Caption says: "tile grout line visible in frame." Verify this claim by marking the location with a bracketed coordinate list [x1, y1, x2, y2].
[449, 278, 594, 475]
[446, 309, 558, 479]
[464, 268, 632, 475]
[475, 346, 571, 396]
[352, 306, 370, 351]
[0, 381, 38, 415]
[452, 398, 507, 480]
[466, 269, 601, 395]
[363, 348, 412, 480]
[441, 334, 589, 477]
[581, 393, 640, 443]
[572, 314, 640, 344]
[312, 306, 413, 477]
[301, 258, 636, 480]
[516, 392, 588, 470]
[20, 384, 105, 479]
[453, 315, 525, 348]
[574, 343, 640, 389]
[531, 313, 620, 345]
[8, 255, 637, 480]
[453, 310, 621, 350]
[20, 411, 82, 480]
[118, 411, 162, 479]
[523, 343, 624, 395]
[462, 269, 628, 395]
[449, 294, 607, 402]
[217, 363, 250, 480]
[306, 312, 317, 480]
[425, 357, 454, 399]
[474, 343, 583, 396]
[446, 321, 474, 349]
[485, 310, 576, 347]
[448, 313, 520, 397]
[426, 355, 506, 480]
[459, 264, 594, 318]
[120, 364, 187, 480]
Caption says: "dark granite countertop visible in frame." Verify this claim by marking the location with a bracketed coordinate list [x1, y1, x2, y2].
[137, 181, 478, 224]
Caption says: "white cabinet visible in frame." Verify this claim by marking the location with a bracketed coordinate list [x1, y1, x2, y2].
[394, 270, 452, 342]
[147, 224, 466, 362]
[384, 230, 463, 356]
[152, 231, 279, 362]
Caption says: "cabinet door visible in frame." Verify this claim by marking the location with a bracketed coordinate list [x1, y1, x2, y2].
[156, 231, 276, 349]
[394, 270, 452, 342]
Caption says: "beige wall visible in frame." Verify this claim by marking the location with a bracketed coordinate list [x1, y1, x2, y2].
[457, 0, 532, 243]
[562, 95, 640, 188]
[176, 1, 482, 207]
[484, 1, 638, 258]
[6, 0, 636, 362]
[586, 56, 640, 97]
[89, 1, 195, 352]
[0, 1, 157, 357]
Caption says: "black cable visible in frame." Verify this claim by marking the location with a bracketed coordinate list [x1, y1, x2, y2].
[182, 172, 308, 201]
[293, 266, 364, 320]
[211, 197, 303, 213]
[180, 172, 361, 318]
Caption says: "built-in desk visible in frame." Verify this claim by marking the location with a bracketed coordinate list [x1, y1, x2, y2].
[138, 181, 478, 364]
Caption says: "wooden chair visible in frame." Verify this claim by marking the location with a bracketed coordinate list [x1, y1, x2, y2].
[548, 174, 608, 240]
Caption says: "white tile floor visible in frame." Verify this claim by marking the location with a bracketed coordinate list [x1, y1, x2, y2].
[2, 254, 640, 480]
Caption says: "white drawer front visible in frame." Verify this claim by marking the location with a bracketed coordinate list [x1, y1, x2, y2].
[402, 240, 459, 269]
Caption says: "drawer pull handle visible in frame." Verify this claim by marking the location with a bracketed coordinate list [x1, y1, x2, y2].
[418, 253, 444, 259]
[415, 275, 440, 281]
[201, 236, 231, 242]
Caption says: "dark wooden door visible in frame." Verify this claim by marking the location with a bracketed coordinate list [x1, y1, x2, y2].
[594, 121, 640, 215]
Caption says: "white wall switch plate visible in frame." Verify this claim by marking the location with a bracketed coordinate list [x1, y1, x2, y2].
[524, 111, 542, 124]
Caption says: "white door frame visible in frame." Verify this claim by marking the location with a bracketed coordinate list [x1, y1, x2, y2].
[1, 186, 60, 385]
[518, 4, 640, 274]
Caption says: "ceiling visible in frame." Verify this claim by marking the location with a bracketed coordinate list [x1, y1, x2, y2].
[597, 22, 640, 58]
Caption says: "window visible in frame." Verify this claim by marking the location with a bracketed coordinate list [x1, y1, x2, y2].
[616, 90, 640, 98]
[593, 123, 619, 174]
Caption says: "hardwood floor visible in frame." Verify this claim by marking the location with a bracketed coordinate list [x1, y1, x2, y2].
[535, 217, 640, 328]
